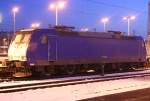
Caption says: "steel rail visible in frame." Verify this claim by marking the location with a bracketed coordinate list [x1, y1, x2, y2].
[0, 71, 150, 93]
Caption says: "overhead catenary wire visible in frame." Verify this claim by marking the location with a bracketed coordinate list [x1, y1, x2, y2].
[62, 0, 147, 19]
[84, 0, 147, 14]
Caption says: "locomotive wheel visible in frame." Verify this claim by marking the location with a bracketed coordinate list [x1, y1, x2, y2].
[66, 66, 76, 75]
[44, 66, 55, 76]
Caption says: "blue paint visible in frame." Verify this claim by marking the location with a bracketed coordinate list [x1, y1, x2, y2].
[26, 28, 146, 65]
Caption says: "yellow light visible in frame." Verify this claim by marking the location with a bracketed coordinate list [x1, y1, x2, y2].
[31, 23, 40, 29]
[49, 1, 65, 10]
[101, 17, 109, 23]
[58, 2, 65, 9]
[130, 16, 136, 20]
[50, 4, 56, 9]
[12, 6, 19, 13]
[123, 16, 136, 20]
[123, 17, 127, 20]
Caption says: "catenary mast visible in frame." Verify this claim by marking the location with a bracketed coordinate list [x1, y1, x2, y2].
[148, 1, 150, 39]
[147, 1, 150, 59]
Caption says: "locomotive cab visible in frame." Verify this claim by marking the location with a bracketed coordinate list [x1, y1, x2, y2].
[8, 29, 32, 77]
[8, 28, 56, 77]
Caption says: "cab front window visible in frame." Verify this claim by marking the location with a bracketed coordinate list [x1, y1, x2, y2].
[14, 32, 31, 44]
[22, 34, 31, 43]
[14, 34, 23, 43]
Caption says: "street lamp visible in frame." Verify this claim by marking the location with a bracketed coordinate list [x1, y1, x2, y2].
[49, 1, 65, 26]
[101, 17, 109, 32]
[123, 16, 136, 36]
[12, 6, 19, 35]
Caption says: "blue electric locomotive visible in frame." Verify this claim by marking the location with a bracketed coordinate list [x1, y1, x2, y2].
[8, 26, 146, 77]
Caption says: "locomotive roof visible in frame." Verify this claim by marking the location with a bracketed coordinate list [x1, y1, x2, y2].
[20, 28, 143, 40]
[55, 29, 142, 40]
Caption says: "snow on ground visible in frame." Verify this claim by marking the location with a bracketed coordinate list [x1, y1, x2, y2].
[1, 76, 150, 101]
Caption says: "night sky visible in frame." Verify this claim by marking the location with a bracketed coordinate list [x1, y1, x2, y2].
[0, 0, 149, 38]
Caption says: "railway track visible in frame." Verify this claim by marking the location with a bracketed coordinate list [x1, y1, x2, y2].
[0, 70, 150, 93]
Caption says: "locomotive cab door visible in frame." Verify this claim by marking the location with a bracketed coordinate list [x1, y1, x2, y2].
[48, 36, 57, 61]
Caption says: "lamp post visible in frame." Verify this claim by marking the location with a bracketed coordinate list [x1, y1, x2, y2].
[12, 7, 19, 35]
[101, 17, 109, 32]
[49, 1, 65, 26]
[123, 16, 136, 36]
[0, 13, 2, 23]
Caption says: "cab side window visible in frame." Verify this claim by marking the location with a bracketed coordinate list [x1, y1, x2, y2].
[41, 35, 48, 44]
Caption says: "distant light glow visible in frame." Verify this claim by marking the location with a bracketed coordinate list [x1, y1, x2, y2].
[50, 4, 56, 9]
[49, 1, 65, 10]
[130, 16, 136, 20]
[123, 16, 136, 20]
[31, 23, 40, 29]
[101, 17, 109, 23]
[12, 6, 19, 13]
[58, 2, 65, 9]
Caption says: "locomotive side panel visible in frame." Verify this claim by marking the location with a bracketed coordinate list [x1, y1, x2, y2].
[26, 30, 146, 66]
[53, 34, 146, 65]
